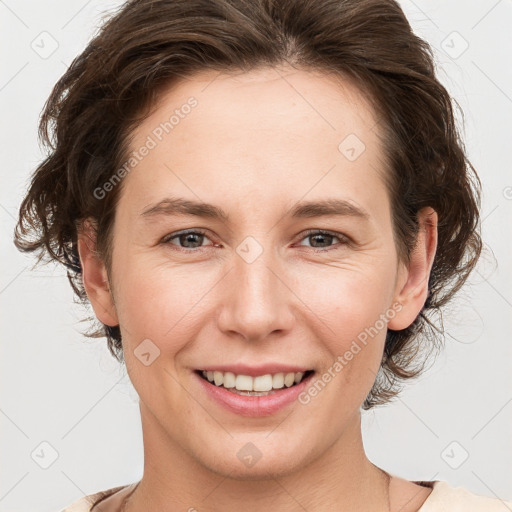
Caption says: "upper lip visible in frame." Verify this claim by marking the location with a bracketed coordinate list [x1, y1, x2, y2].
[196, 364, 314, 377]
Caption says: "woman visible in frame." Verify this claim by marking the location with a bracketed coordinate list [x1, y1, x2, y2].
[14, 0, 511, 510]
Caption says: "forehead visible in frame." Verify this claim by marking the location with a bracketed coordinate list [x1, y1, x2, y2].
[144, 65, 378, 139]
[122, 65, 389, 223]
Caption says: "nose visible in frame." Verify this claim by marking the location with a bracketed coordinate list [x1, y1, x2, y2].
[216, 246, 296, 343]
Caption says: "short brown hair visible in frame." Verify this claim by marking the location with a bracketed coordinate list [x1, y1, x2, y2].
[14, 0, 482, 409]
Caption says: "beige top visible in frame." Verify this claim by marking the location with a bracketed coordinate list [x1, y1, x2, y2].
[59, 479, 512, 511]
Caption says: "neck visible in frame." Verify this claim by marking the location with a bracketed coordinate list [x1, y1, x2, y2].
[126, 405, 389, 512]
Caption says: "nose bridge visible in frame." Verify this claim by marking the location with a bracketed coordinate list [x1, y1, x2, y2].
[217, 236, 294, 341]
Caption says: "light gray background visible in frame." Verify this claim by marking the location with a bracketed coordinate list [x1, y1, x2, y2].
[1, 1, 511, 511]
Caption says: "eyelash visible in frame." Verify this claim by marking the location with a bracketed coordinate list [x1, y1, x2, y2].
[160, 228, 350, 253]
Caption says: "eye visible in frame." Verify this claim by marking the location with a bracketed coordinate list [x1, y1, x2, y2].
[161, 229, 214, 251]
[160, 228, 350, 253]
[296, 229, 350, 252]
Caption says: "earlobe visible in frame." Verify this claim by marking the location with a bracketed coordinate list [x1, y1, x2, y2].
[77, 218, 119, 327]
[387, 207, 438, 331]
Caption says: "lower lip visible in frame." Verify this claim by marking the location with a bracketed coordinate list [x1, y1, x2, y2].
[194, 371, 315, 417]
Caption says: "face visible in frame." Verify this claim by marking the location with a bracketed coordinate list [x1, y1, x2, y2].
[80, 65, 434, 479]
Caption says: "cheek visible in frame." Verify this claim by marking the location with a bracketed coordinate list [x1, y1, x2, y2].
[115, 263, 210, 405]
[306, 262, 394, 336]
[306, 266, 393, 387]
[293, 276, 392, 424]
[113, 244, 396, 358]
[113, 258, 216, 344]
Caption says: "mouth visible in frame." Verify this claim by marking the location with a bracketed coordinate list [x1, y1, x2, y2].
[195, 369, 315, 396]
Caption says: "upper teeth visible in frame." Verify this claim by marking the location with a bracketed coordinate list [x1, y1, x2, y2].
[202, 370, 307, 392]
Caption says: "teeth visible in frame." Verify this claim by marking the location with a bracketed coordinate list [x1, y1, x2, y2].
[253, 374, 273, 392]
[272, 373, 284, 389]
[284, 373, 295, 387]
[223, 372, 236, 388]
[235, 374, 253, 391]
[213, 371, 223, 386]
[201, 370, 309, 391]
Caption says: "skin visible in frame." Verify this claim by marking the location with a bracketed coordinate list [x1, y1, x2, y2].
[78, 65, 438, 512]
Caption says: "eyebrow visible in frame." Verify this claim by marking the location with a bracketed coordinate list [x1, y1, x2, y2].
[140, 197, 370, 222]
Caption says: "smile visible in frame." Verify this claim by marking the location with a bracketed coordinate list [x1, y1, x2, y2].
[194, 369, 316, 417]
[198, 369, 314, 395]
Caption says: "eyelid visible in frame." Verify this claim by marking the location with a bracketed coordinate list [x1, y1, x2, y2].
[298, 228, 351, 243]
[160, 228, 352, 252]
[295, 228, 352, 250]
[160, 228, 212, 245]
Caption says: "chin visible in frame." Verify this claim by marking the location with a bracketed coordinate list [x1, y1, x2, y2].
[190, 432, 317, 481]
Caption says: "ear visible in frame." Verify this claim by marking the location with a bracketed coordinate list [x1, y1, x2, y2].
[388, 207, 438, 331]
[76, 218, 119, 327]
